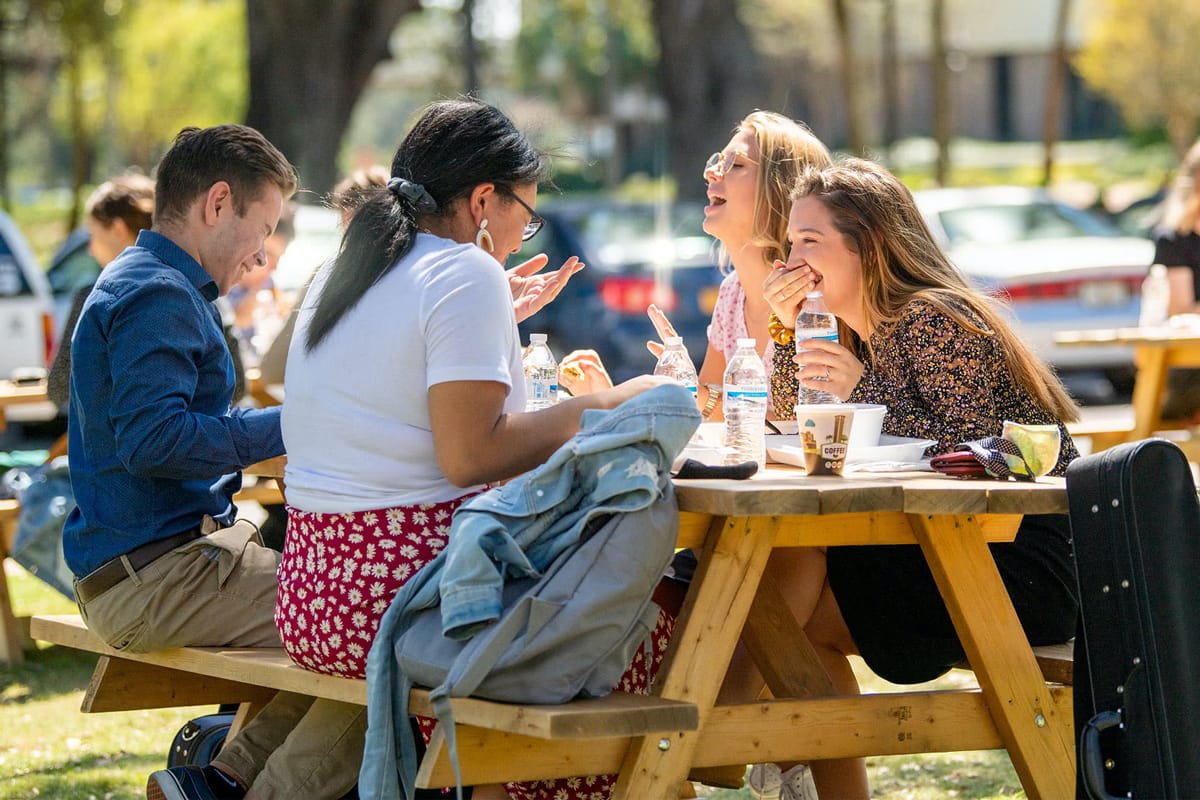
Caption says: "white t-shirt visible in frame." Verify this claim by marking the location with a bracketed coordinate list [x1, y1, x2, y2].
[282, 234, 526, 511]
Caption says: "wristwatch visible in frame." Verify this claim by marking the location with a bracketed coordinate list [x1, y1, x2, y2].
[701, 384, 723, 420]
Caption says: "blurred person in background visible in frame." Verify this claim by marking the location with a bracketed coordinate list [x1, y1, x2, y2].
[226, 201, 296, 365]
[1152, 137, 1200, 421]
[256, 166, 392, 387]
[253, 171, 390, 552]
[47, 173, 155, 408]
[559, 111, 832, 420]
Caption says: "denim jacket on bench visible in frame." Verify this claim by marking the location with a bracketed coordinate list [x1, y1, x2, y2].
[359, 383, 700, 800]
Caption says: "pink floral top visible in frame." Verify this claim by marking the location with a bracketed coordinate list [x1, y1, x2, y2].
[706, 271, 778, 415]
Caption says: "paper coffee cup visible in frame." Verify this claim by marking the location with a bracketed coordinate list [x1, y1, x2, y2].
[796, 404, 856, 475]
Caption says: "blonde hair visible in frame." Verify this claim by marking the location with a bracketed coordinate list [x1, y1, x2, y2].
[716, 111, 832, 268]
[1161, 137, 1200, 234]
[794, 157, 1080, 422]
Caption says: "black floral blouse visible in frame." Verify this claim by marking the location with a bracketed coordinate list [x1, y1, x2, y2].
[771, 300, 1078, 476]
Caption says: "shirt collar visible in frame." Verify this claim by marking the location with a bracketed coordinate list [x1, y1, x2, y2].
[135, 230, 220, 302]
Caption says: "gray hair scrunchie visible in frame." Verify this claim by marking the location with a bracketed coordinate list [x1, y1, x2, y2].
[387, 177, 437, 214]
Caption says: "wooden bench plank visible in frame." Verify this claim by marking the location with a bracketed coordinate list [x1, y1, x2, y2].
[415, 688, 1074, 786]
[232, 481, 285, 506]
[83, 655, 278, 712]
[1, 499, 27, 665]
[31, 614, 698, 741]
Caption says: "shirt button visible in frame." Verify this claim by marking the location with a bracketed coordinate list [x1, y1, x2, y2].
[536, 490, 544, 497]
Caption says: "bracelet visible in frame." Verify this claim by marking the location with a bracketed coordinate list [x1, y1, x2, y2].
[701, 384, 722, 420]
[767, 312, 795, 346]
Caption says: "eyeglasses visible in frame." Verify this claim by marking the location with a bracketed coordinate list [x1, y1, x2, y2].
[501, 190, 545, 241]
[703, 149, 758, 181]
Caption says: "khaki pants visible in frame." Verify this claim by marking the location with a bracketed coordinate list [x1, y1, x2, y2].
[76, 519, 364, 799]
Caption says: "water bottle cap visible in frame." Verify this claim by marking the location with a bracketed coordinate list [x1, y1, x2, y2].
[1149, 264, 1167, 276]
[736, 337, 756, 348]
[806, 289, 823, 298]
[663, 336, 683, 347]
[529, 333, 548, 343]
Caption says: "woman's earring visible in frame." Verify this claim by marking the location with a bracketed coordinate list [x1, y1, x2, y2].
[475, 218, 494, 253]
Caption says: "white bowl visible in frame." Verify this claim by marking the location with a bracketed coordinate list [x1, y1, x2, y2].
[791, 403, 887, 449]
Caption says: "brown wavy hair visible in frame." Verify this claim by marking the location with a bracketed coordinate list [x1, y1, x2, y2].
[86, 173, 155, 234]
[793, 157, 1080, 422]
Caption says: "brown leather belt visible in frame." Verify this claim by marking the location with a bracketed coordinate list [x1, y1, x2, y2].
[74, 526, 204, 604]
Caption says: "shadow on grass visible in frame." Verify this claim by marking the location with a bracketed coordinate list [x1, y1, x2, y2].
[4, 751, 161, 800]
[0, 643, 98, 703]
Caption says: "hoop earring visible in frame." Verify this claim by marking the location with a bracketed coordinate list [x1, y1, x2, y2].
[475, 218, 494, 253]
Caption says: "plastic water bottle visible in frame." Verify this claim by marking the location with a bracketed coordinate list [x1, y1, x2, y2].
[523, 333, 558, 410]
[653, 336, 698, 396]
[723, 338, 768, 469]
[795, 290, 839, 405]
[1139, 264, 1170, 327]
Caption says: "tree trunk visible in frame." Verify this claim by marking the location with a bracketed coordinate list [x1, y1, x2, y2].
[0, 26, 9, 213]
[65, 34, 90, 232]
[880, 0, 900, 159]
[1041, 0, 1072, 186]
[831, 0, 865, 154]
[461, 0, 480, 97]
[651, 0, 766, 203]
[244, 0, 420, 195]
[931, 0, 951, 186]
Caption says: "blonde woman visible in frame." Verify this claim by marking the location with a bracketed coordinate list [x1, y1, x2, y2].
[1152, 137, 1200, 419]
[561, 111, 831, 420]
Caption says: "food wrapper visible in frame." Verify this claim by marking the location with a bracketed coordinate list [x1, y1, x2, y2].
[1001, 421, 1061, 478]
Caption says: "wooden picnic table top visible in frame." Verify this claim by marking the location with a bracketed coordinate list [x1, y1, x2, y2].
[1055, 323, 1200, 347]
[1056, 324, 1200, 443]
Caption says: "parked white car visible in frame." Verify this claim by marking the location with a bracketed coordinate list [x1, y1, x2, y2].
[913, 186, 1155, 382]
[0, 210, 55, 381]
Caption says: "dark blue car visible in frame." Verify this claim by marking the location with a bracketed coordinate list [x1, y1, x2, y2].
[515, 200, 724, 382]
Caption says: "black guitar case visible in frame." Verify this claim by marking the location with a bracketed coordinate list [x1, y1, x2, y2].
[1066, 439, 1200, 799]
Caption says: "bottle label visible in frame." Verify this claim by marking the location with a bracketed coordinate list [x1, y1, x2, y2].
[726, 390, 768, 400]
[797, 331, 838, 345]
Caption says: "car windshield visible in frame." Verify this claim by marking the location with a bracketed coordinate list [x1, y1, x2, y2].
[938, 202, 1120, 246]
[516, 202, 714, 271]
[575, 203, 712, 268]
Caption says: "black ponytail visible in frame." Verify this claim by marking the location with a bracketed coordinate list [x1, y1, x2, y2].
[305, 99, 547, 352]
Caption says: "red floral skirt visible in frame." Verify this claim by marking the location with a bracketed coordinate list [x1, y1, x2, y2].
[276, 501, 676, 800]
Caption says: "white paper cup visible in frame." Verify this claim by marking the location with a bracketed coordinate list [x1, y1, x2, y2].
[796, 404, 856, 476]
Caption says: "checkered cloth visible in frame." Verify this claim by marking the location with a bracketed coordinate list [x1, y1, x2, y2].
[955, 436, 1037, 481]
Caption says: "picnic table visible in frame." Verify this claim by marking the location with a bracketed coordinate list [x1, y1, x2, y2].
[233, 459, 1075, 798]
[0, 377, 49, 433]
[1057, 324, 1200, 443]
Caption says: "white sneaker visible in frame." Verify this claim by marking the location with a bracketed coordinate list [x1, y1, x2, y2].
[747, 762, 819, 800]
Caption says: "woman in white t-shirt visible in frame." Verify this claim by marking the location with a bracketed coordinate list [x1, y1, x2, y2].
[278, 99, 666, 800]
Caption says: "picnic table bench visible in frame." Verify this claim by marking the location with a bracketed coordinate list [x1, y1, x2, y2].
[29, 614, 701, 789]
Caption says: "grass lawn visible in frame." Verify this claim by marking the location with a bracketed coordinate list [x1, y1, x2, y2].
[1, 560, 1025, 799]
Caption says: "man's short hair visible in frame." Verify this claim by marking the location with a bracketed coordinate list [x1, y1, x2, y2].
[154, 125, 298, 224]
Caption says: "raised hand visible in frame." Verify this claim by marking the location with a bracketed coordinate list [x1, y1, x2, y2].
[508, 255, 585, 323]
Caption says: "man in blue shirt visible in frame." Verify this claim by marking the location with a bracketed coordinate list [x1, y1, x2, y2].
[64, 126, 359, 800]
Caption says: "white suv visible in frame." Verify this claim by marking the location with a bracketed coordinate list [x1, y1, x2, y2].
[0, 209, 56, 385]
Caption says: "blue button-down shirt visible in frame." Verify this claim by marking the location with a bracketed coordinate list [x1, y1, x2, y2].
[63, 230, 285, 576]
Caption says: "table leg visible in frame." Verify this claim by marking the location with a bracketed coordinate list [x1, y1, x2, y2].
[1131, 345, 1168, 441]
[612, 515, 779, 800]
[910, 513, 1074, 800]
[742, 567, 837, 700]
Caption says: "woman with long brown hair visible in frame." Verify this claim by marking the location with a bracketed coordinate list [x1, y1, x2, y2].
[744, 157, 1081, 798]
